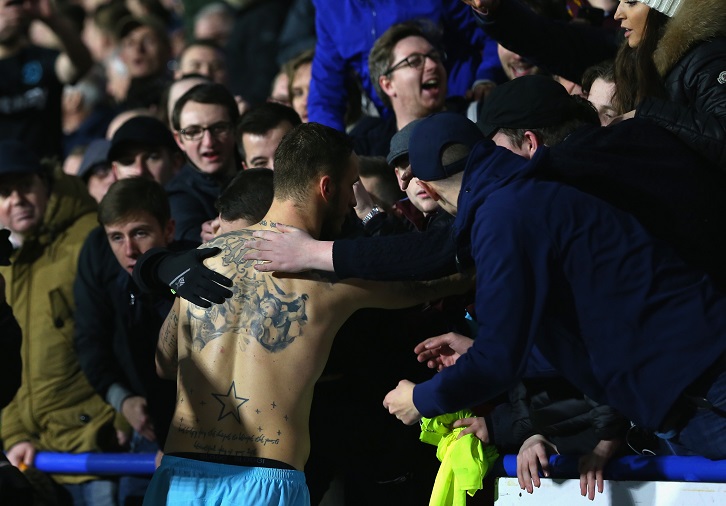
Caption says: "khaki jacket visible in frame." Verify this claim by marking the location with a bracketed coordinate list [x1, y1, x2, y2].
[0, 173, 117, 484]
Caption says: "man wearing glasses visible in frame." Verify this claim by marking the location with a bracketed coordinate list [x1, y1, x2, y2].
[351, 22, 453, 157]
[169, 82, 241, 242]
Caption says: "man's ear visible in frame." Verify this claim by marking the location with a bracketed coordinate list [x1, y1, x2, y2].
[173, 131, 185, 151]
[319, 174, 335, 203]
[379, 74, 396, 100]
[522, 131, 541, 159]
[417, 180, 440, 201]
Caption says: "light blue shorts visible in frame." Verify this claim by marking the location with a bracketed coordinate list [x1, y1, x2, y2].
[142, 455, 310, 506]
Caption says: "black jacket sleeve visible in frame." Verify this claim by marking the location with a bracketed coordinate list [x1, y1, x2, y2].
[73, 228, 127, 399]
[477, 0, 619, 83]
[332, 214, 458, 280]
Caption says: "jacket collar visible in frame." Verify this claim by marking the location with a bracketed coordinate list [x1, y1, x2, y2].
[654, 0, 726, 76]
[453, 141, 548, 257]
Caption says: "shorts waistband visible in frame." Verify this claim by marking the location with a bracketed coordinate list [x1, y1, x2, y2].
[167, 452, 296, 470]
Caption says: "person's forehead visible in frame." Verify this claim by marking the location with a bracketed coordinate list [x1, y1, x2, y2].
[182, 45, 224, 63]
[179, 101, 230, 124]
[106, 212, 162, 232]
[392, 35, 433, 60]
[125, 25, 158, 42]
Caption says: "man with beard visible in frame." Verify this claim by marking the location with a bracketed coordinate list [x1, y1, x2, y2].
[144, 123, 470, 505]
[0, 0, 92, 158]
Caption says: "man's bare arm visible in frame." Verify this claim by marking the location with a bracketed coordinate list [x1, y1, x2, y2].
[156, 298, 180, 379]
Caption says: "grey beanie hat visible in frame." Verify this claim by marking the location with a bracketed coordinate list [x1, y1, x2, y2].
[637, 0, 682, 17]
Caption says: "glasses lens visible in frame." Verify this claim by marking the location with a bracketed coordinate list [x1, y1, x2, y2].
[182, 126, 203, 140]
[210, 123, 231, 137]
[408, 54, 425, 69]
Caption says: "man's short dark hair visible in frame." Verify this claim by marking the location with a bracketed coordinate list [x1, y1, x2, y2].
[368, 22, 438, 108]
[215, 168, 274, 224]
[582, 60, 615, 94]
[171, 83, 239, 131]
[498, 96, 599, 148]
[273, 123, 354, 204]
[98, 177, 171, 229]
[236, 103, 301, 159]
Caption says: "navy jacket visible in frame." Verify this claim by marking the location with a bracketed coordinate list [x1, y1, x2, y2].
[413, 141, 726, 431]
[166, 164, 227, 243]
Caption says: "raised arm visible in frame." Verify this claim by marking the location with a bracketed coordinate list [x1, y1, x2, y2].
[156, 298, 180, 380]
[26, 0, 92, 84]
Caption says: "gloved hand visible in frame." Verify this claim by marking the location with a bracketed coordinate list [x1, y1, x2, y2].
[157, 248, 233, 308]
[0, 229, 13, 266]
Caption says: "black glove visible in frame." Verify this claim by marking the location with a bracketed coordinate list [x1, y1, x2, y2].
[156, 248, 234, 308]
[0, 230, 12, 266]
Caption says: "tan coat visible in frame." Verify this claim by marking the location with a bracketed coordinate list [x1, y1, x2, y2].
[0, 173, 117, 484]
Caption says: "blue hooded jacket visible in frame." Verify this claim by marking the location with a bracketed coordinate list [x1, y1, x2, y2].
[413, 141, 726, 431]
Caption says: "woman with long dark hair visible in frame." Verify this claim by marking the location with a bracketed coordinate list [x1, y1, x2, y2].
[612, 0, 726, 169]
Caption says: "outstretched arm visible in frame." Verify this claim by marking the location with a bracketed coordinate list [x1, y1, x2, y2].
[133, 247, 233, 307]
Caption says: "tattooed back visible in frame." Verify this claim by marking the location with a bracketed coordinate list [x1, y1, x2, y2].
[158, 225, 470, 470]
[161, 227, 371, 470]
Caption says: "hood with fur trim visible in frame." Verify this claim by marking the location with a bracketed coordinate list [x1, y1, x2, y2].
[654, 0, 726, 75]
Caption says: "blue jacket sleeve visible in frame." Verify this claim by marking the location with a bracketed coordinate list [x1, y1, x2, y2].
[474, 0, 618, 83]
[413, 206, 547, 417]
[308, 1, 348, 131]
[442, 0, 503, 87]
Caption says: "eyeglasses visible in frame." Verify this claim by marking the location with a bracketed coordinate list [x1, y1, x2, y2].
[384, 50, 445, 76]
[179, 121, 233, 141]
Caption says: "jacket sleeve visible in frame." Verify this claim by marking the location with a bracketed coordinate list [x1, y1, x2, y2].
[307, 2, 348, 131]
[1, 399, 34, 450]
[332, 218, 458, 280]
[442, 0, 503, 87]
[636, 49, 726, 172]
[589, 400, 630, 441]
[413, 207, 547, 417]
[0, 302, 21, 409]
[474, 0, 618, 83]
[72, 232, 126, 401]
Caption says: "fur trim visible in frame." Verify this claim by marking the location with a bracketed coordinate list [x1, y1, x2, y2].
[653, 0, 726, 75]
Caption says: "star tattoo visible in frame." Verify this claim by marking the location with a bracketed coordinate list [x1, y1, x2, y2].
[211, 381, 249, 423]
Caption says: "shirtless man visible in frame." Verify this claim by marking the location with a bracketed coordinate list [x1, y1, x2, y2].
[143, 123, 468, 505]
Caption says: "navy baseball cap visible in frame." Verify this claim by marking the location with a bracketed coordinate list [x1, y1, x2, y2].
[0, 140, 43, 176]
[409, 112, 484, 182]
[477, 75, 580, 138]
[387, 119, 422, 167]
[108, 116, 178, 163]
[77, 139, 112, 180]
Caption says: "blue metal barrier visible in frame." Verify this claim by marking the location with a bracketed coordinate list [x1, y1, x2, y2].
[34, 452, 156, 475]
[30, 452, 726, 482]
[493, 455, 726, 483]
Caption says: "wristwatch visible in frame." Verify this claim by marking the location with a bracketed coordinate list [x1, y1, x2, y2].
[361, 206, 383, 226]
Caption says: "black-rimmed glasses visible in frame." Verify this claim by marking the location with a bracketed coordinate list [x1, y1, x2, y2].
[179, 121, 233, 141]
[384, 50, 445, 76]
